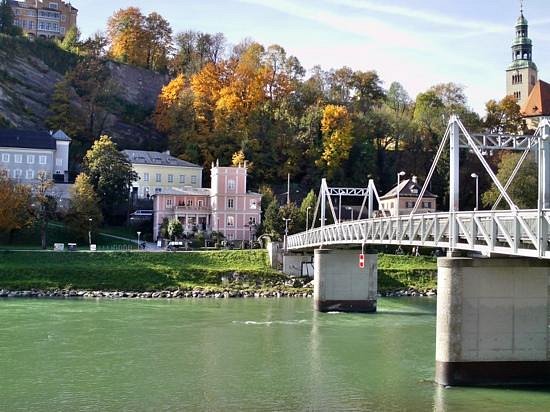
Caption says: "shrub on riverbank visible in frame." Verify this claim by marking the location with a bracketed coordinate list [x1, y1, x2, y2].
[0, 250, 284, 291]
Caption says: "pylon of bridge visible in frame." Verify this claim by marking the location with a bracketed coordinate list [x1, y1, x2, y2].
[435, 116, 550, 386]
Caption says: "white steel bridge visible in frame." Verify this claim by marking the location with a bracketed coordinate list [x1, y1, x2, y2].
[288, 116, 550, 259]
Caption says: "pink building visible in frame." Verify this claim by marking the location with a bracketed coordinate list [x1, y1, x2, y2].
[153, 162, 261, 241]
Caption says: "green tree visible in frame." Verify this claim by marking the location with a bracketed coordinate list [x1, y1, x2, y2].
[0, 0, 21, 36]
[31, 172, 56, 249]
[61, 25, 81, 53]
[83, 136, 137, 221]
[66, 173, 103, 242]
[167, 218, 183, 240]
[262, 199, 283, 239]
[482, 152, 538, 209]
[299, 190, 317, 231]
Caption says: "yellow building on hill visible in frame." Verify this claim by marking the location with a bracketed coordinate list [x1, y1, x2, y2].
[10, 0, 77, 39]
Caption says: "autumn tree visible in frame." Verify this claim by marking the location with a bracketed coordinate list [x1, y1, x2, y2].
[66, 173, 103, 241]
[107, 8, 172, 71]
[144, 12, 172, 72]
[107, 7, 148, 66]
[83, 136, 137, 220]
[317, 104, 353, 176]
[0, 171, 33, 239]
[485, 95, 525, 133]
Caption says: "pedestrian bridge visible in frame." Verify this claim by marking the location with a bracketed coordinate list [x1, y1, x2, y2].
[288, 209, 550, 259]
[285, 116, 550, 387]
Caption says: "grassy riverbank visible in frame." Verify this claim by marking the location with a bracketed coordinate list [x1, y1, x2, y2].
[0, 250, 437, 293]
[0, 250, 283, 291]
[378, 254, 437, 292]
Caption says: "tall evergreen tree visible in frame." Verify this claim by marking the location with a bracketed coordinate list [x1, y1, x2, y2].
[0, 0, 20, 36]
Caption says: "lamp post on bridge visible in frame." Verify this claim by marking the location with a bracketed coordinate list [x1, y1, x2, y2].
[396, 171, 406, 217]
[345, 206, 354, 221]
[306, 206, 312, 231]
[283, 218, 291, 253]
[471, 173, 479, 211]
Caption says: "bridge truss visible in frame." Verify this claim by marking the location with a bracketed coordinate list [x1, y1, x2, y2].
[288, 116, 550, 259]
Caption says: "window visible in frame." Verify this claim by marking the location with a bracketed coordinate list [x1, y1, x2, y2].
[14, 154, 22, 164]
[227, 216, 235, 227]
[61, 14, 66, 22]
[155, 188, 162, 193]
[186, 199, 193, 207]
[227, 198, 234, 209]
[168, 174, 174, 183]
[198, 200, 204, 207]
[143, 172, 149, 182]
[13, 169, 22, 179]
[422, 201, 432, 209]
[26, 169, 34, 179]
[156, 173, 161, 183]
[1, 154, 9, 162]
[27, 155, 35, 164]
[191, 175, 197, 184]
[39, 155, 47, 165]
[60, 26, 65, 34]
[179, 175, 185, 183]
[55, 158, 62, 166]
[49, 2, 59, 10]
[249, 199, 257, 209]
[227, 179, 236, 190]
[166, 199, 173, 207]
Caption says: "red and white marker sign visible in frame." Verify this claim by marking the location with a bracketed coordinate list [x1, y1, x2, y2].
[359, 253, 365, 269]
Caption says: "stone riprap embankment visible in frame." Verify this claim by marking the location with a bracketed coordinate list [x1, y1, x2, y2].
[0, 289, 313, 299]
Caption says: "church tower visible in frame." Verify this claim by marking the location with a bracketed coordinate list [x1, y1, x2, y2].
[506, 4, 538, 108]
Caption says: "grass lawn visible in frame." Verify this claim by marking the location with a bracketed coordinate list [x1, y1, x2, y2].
[0, 222, 135, 250]
[378, 254, 437, 292]
[0, 250, 283, 291]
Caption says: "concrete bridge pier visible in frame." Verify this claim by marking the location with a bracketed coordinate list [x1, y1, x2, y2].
[436, 257, 550, 386]
[314, 249, 377, 313]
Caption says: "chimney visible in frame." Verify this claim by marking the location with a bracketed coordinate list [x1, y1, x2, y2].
[164, 150, 170, 156]
[412, 176, 418, 184]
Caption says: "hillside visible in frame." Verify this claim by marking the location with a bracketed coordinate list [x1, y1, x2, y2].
[0, 35, 168, 149]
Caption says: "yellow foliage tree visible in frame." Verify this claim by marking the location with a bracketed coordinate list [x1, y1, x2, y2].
[107, 7, 148, 67]
[191, 62, 227, 134]
[317, 104, 353, 175]
[231, 150, 245, 166]
[154, 74, 186, 133]
[66, 173, 103, 241]
[0, 171, 33, 235]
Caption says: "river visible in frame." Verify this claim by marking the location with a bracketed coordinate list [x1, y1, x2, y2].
[0, 298, 549, 411]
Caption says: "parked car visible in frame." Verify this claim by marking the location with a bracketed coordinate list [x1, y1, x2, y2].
[166, 241, 190, 251]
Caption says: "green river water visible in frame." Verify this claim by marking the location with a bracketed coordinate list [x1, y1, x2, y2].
[0, 297, 549, 411]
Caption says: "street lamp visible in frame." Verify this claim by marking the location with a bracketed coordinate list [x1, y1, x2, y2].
[471, 173, 479, 211]
[88, 218, 93, 247]
[396, 171, 406, 217]
[306, 206, 312, 231]
[137, 231, 142, 251]
[282, 217, 292, 253]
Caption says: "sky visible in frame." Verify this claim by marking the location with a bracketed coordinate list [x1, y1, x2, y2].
[74, 0, 550, 114]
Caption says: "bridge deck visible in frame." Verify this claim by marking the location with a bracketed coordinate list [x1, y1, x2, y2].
[287, 210, 550, 259]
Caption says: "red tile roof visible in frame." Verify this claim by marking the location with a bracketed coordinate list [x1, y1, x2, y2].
[522, 80, 550, 118]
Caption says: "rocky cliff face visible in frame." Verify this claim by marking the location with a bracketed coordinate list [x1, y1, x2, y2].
[0, 36, 168, 149]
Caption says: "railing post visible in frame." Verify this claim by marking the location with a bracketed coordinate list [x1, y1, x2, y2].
[449, 116, 460, 250]
[538, 120, 550, 257]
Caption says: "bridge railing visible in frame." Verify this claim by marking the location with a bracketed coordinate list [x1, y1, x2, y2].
[287, 210, 550, 259]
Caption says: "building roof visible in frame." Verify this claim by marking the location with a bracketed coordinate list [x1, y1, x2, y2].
[380, 178, 437, 200]
[122, 150, 202, 168]
[157, 187, 211, 196]
[521, 80, 550, 118]
[0, 129, 58, 150]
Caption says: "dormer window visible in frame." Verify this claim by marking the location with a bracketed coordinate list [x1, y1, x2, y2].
[49, 2, 58, 10]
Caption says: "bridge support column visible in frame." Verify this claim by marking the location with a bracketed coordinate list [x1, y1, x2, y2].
[436, 257, 550, 386]
[314, 249, 377, 313]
